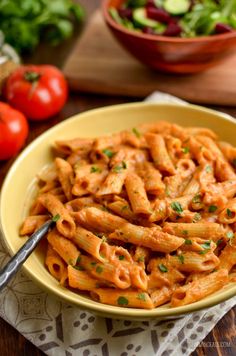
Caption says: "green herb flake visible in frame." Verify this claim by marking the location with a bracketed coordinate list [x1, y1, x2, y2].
[73, 265, 85, 271]
[137, 256, 144, 263]
[158, 264, 168, 273]
[102, 149, 114, 158]
[182, 230, 188, 236]
[178, 254, 185, 264]
[200, 241, 211, 250]
[193, 213, 201, 222]
[113, 161, 127, 173]
[76, 256, 81, 264]
[182, 147, 189, 154]
[199, 250, 208, 255]
[227, 209, 233, 218]
[226, 231, 234, 239]
[205, 165, 212, 173]
[121, 205, 129, 211]
[96, 266, 103, 274]
[91, 261, 97, 266]
[119, 255, 125, 261]
[208, 205, 217, 213]
[132, 127, 141, 138]
[117, 296, 129, 306]
[137, 293, 146, 301]
[171, 202, 183, 214]
[192, 194, 201, 204]
[52, 214, 60, 222]
[91, 166, 101, 173]
[184, 239, 192, 245]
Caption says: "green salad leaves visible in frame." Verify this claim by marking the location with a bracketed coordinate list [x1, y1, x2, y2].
[0, 0, 85, 54]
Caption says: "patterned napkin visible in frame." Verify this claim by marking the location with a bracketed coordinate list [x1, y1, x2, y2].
[0, 92, 235, 356]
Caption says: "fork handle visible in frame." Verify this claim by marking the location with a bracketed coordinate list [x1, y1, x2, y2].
[0, 220, 54, 291]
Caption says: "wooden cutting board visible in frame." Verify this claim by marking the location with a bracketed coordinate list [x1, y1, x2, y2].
[63, 10, 236, 106]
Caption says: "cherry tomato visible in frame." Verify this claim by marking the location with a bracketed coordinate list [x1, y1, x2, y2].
[0, 102, 29, 160]
[5, 65, 68, 121]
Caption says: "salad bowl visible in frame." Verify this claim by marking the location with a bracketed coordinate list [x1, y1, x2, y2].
[103, 0, 236, 73]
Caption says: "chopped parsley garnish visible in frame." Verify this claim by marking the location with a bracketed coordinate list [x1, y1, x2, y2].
[208, 205, 217, 213]
[96, 266, 103, 274]
[216, 239, 223, 246]
[132, 127, 141, 138]
[171, 202, 183, 214]
[182, 147, 189, 154]
[121, 205, 129, 211]
[158, 264, 168, 273]
[76, 256, 81, 264]
[91, 261, 97, 266]
[199, 250, 208, 255]
[52, 214, 60, 222]
[226, 231, 234, 239]
[178, 254, 185, 264]
[137, 293, 146, 301]
[205, 165, 212, 173]
[73, 265, 85, 271]
[200, 241, 211, 250]
[227, 209, 233, 218]
[184, 239, 192, 245]
[117, 296, 129, 306]
[182, 230, 188, 236]
[113, 161, 127, 172]
[193, 213, 201, 222]
[232, 158, 236, 168]
[137, 256, 144, 263]
[102, 148, 114, 158]
[119, 255, 125, 261]
[91, 166, 101, 173]
[192, 194, 201, 204]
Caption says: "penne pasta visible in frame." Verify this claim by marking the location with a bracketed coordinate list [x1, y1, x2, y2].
[91, 289, 154, 309]
[125, 172, 151, 215]
[20, 120, 236, 310]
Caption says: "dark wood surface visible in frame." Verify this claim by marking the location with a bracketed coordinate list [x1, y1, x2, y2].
[0, 1, 235, 355]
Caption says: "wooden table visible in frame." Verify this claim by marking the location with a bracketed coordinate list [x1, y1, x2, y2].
[0, 1, 235, 355]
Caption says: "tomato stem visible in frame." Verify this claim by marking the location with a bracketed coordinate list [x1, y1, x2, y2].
[24, 71, 41, 83]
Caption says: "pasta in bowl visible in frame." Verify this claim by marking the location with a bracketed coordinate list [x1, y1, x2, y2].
[1, 102, 236, 319]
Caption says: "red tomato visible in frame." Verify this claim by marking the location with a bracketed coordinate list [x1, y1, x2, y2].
[5, 65, 68, 121]
[0, 102, 29, 160]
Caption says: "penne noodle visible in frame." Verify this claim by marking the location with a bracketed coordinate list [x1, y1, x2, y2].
[72, 226, 109, 263]
[171, 269, 228, 307]
[74, 207, 127, 233]
[45, 244, 67, 282]
[91, 289, 154, 309]
[38, 193, 76, 238]
[47, 229, 80, 266]
[20, 215, 49, 236]
[79, 255, 131, 289]
[163, 222, 226, 240]
[68, 266, 101, 291]
[145, 133, 175, 175]
[109, 224, 184, 253]
[125, 172, 151, 215]
[55, 157, 74, 201]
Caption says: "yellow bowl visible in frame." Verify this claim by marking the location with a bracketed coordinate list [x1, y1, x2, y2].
[1, 102, 236, 320]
